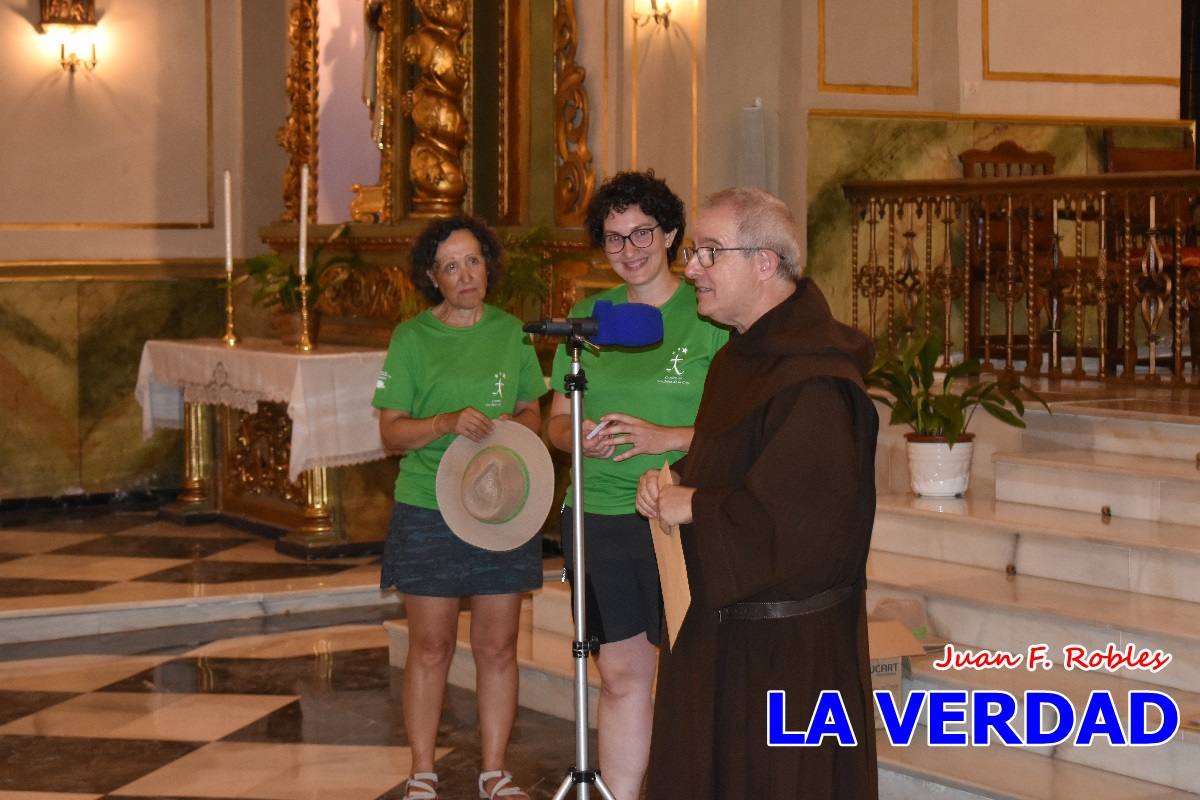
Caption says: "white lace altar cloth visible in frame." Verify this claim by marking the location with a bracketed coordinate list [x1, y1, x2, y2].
[135, 338, 388, 481]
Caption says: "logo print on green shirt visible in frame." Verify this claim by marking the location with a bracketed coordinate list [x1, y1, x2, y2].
[659, 346, 690, 386]
[489, 371, 507, 406]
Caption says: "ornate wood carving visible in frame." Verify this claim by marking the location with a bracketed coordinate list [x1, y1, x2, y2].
[278, 0, 319, 223]
[318, 262, 423, 321]
[230, 403, 307, 507]
[552, 0, 595, 227]
[401, 0, 470, 217]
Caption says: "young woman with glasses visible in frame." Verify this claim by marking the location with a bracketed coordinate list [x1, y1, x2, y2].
[546, 170, 728, 800]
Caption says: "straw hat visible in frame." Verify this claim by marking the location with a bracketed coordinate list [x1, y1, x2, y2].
[435, 419, 555, 551]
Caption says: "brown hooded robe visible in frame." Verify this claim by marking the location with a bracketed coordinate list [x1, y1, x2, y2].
[645, 279, 879, 799]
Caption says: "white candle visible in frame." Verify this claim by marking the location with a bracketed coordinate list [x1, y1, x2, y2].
[298, 165, 309, 277]
[223, 170, 233, 275]
[1149, 195, 1156, 229]
[1052, 201, 1057, 235]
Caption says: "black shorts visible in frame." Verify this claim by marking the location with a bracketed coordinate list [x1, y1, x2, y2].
[560, 508, 663, 647]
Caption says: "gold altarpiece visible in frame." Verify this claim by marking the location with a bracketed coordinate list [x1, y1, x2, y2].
[190, 0, 605, 554]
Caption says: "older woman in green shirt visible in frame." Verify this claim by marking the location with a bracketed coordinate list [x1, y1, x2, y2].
[374, 216, 547, 800]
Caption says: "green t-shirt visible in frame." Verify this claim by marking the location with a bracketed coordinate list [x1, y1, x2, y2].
[373, 304, 548, 508]
[551, 282, 728, 514]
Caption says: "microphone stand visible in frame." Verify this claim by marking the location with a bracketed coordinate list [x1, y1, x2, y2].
[552, 333, 618, 800]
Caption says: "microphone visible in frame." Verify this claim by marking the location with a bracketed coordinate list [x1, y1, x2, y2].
[524, 300, 664, 347]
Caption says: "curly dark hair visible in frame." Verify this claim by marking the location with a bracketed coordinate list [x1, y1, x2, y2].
[584, 170, 686, 262]
[410, 215, 504, 303]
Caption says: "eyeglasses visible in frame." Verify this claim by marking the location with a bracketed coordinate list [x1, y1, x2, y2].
[680, 245, 764, 268]
[602, 224, 661, 254]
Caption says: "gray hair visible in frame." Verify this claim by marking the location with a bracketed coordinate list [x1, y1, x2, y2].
[699, 187, 803, 281]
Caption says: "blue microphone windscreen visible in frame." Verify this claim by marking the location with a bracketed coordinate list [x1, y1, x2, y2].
[592, 301, 664, 347]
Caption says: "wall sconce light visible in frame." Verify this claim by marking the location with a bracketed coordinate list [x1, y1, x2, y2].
[633, 0, 672, 29]
[40, 0, 98, 73]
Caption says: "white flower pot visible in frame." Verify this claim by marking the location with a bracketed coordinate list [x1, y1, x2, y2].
[905, 435, 974, 497]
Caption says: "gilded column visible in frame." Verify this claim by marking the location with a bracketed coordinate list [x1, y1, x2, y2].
[553, 0, 595, 227]
[178, 403, 212, 506]
[277, 0, 319, 223]
[402, 0, 470, 217]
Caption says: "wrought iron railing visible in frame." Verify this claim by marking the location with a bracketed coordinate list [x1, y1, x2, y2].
[842, 172, 1200, 384]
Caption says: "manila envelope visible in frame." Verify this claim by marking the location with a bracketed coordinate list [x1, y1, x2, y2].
[649, 462, 692, 649]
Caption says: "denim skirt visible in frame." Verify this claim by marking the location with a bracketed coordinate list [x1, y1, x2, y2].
[380, 502, 543, 597]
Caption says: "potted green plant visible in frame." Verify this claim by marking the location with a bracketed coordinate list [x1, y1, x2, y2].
[865, 333, 1048, 496]
[492, 226, 560, 318]
[241, 224, 358, 344]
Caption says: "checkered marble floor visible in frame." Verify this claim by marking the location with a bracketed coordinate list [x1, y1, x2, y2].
[0, 513, 585, 799]
[0, 622, 582, 799]
[0, 512, 382, 615]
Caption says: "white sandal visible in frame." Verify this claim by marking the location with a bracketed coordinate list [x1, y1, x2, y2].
[403, 772, 439, 800]
[478, 769, 529, 799]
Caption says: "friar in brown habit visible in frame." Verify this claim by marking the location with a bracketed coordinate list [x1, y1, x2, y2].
[636, 187, 879, 799]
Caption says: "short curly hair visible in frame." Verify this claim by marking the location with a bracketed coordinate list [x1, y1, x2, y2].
[584, 170, 686, 263]
[410, 215, 504, 303]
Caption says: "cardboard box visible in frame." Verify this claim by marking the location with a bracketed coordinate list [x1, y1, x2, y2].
[867, 619, 926, 729]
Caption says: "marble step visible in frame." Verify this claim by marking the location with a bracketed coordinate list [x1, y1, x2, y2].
[866, 551, 1200, 694]
[877, 727, 1199, 799]
[384, 597, 599, 727]
[993, 449, 1200, 525]
[873, 489, 1200, 603]
[0, 583, 400, 645]
[1023, 401, 1200, 463]
[904, 646, 1200, 793]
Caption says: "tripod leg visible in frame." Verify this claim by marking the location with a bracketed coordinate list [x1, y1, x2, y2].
[592, 773, 619, 800]
[551, 771, 575, 800]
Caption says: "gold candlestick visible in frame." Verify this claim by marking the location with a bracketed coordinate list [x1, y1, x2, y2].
[297, 275, 315, 352]
[222, 273, 239, 347]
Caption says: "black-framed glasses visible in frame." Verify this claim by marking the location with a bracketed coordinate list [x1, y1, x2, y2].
[602, 224, 661, 254]
[680, 245, 763, 268]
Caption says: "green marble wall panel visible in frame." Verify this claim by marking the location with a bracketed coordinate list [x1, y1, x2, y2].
[806, 116, 1192, 334]
[78, 280, 223, 494]
[0, 276, 223, 501]
[0, 282, 80, 498]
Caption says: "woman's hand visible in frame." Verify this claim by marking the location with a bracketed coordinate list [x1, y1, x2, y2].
[580, 419, 617, 459]
[439, 406, 495, 442]
[600, 413, 692, 463]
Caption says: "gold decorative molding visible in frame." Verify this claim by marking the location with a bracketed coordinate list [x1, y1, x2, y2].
[379, 0, 396, 222]
[401, 0, 470, 218]
[2, 0, 214, 230]
[981, 0, 1179, 87]
[230, 403, 307, 507]
[552, 0, 595, 227]
[277, 0, 319, 223]
[0, 260, 226, 281]
[353, 0, 394, 224]
[498, 0, 531, 224]
[808, 108, 1196, 130]
[817, 0, 918, 96]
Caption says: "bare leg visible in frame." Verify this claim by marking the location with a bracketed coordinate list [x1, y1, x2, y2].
[402, 594, 462, 773]
[595, 632, 658, 800]
[470, 592, 525, 796]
